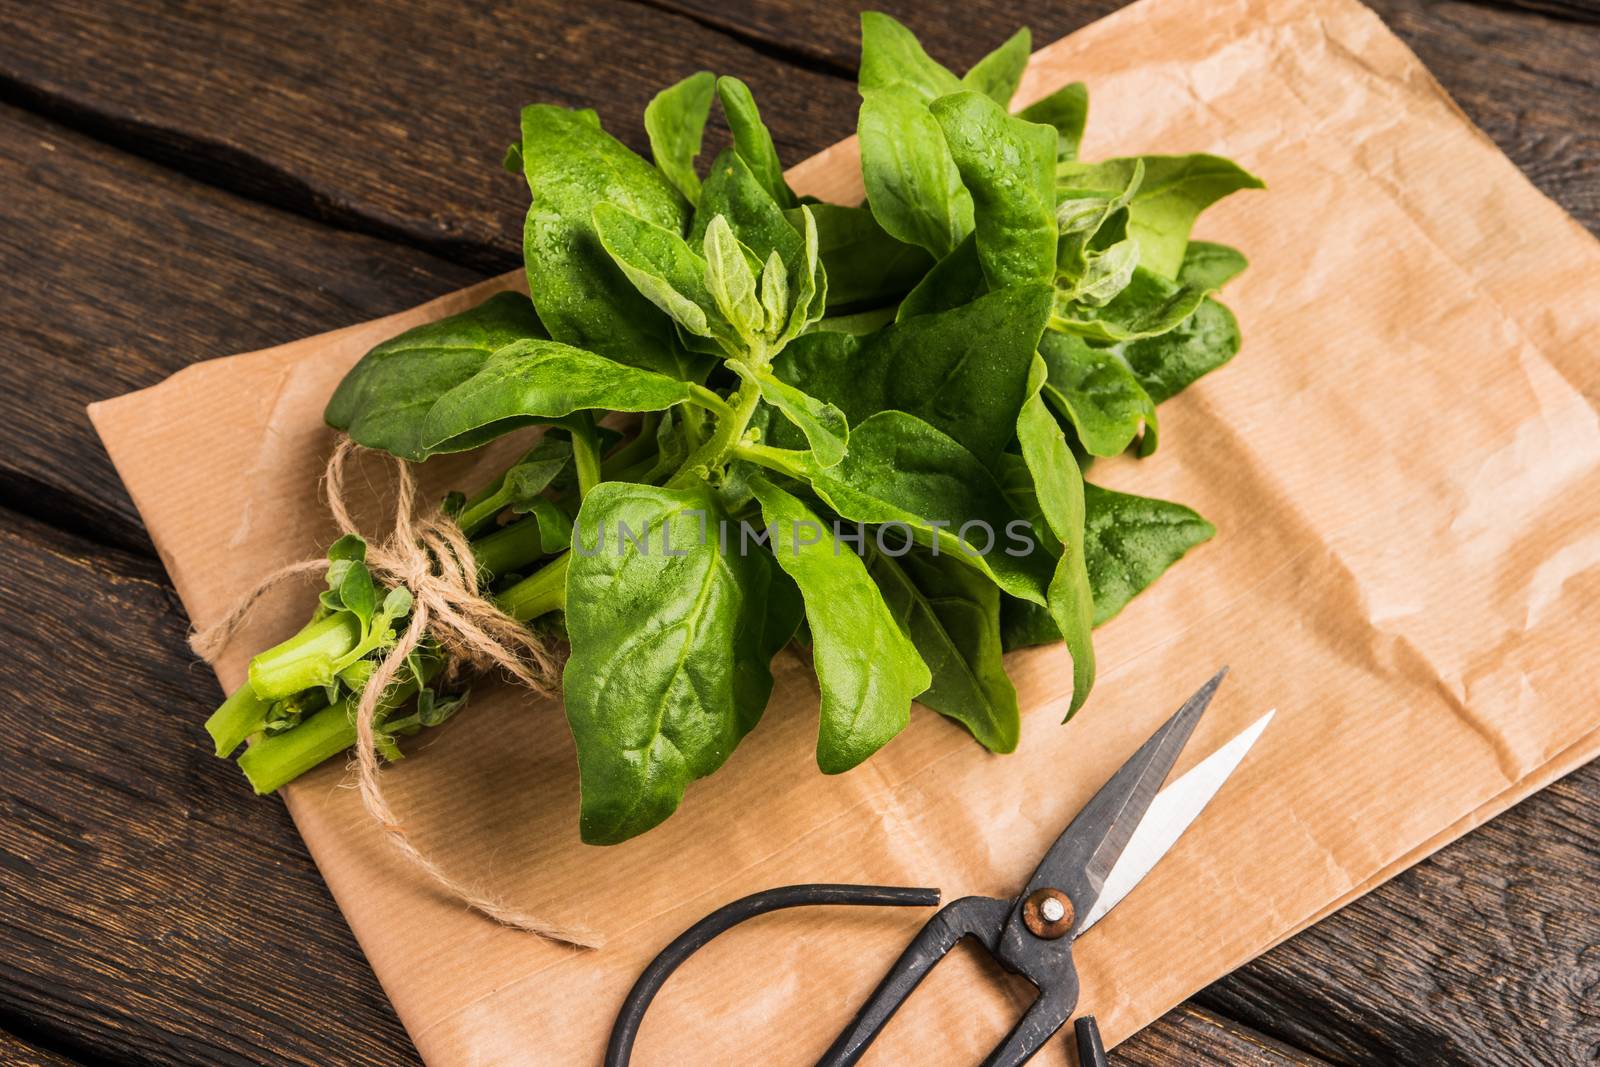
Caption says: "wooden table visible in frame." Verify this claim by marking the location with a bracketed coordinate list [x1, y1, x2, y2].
[0, 1, 1595, 1063]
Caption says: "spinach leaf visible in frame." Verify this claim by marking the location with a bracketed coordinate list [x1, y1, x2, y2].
[870, 545, 1019, 753]
[1038, 331, 1158, 457]
[960, 27, 1031, 108]
[644, 71, 715, 206]
[1079, 482, 1214, 624]
[1057, 154, 1264, 277]
[691, 151, 803, 269]
[420, 339, 697, 454]
[896, 232, 986, 320]
[751, 478, 928, 772]
[731, 363, 847, 468]
[931, 90, 1058, 288]
[999, 480, 1215, 648]
[593, 202, 729, 343]
[858, 90, 973, 258]
[716, 76, 796, 208]
[519, 104, 704, 379]
[857, 14, 972, 258]
[564, 483, 781, 844]
[757, 411, 1055, 605]
[798, 203, 933, 310]
[1178, 241, 1248, 291]
[774, 283, 1050, 465]
[1051, 266, 1210, 343]
[1018, 82, 1088, 162]
[858, 11, 963, 98]
[324, 291, 546, 461]
[1016, 355, 1095, 714]
[1120, 296, 1241, 403]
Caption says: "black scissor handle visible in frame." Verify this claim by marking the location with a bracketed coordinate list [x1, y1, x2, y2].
[604, 883, 939, 1067]
[816, 894, 1014, 1066]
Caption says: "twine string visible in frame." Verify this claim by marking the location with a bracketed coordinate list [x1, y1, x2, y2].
[191, 437, 597, 949]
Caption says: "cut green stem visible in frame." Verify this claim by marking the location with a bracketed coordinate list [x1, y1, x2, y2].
[248, 612, 363, 701]
[496, 553, 569, 622]
[205, 682, 272, 757]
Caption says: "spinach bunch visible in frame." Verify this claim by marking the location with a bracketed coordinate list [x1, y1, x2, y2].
[206, 12, 1260, 844]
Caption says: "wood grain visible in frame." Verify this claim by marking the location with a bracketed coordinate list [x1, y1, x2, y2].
[0, 0, 852, 271]
[1114, 1004, 1331, 1065]
[0, 505, 423, 1067]
[0, 1028, 79, 1067]
[0, 103, 478, 548]
[1199, 759, 1600, 1065]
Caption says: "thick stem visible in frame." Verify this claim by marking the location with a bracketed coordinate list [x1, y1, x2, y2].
[471, 516, 545, 581]
[496, 553, 569, 622]
[571, 413, 604, 497]
[732, 440, 812, 480]
[205, 682, 272, 757]
[248, 612, 363, 701]
[667, 384, 763, 490]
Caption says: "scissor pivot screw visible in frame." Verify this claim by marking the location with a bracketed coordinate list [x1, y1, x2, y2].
[1022, 888, 1074, 939]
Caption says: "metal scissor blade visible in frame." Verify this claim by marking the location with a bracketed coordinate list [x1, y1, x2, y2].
[1015, 668, 1229, 933]
[1078, 708, 1275, 934]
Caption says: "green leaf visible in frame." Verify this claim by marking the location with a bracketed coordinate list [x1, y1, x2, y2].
[750, 478, 928, 773]
[338, 561, 378, 633]
[691, 151, 804, 271]
[796, 203, 933, 310]
[896, 232, 986, 320]
[858, 12, 963, 98]
[859, 88, 973, 258]
[961, 27, 1031, 107]
[716, 76, 795, 208]
[564, 483, 782, 844]
[999, 479, 1215, 648]
[644, 71, 715, 206]
[931, 90, 1058, 289]
[1016, 354, 1095, 714]
[1080, 483, 1214, 624]
[327, 534, 367, 564]
[420, 339, 694, 453]
[519, 104, 704, 379]
[1051, 266, 1210, 343]
[1120, 296, 1241, 403]
[766, 411, 1055, 605]
[774, 284, 1051, 465]
[855, 15, 974, 257]
[592, 202, 727, 342]
[1177, 241, 1248, 291]
[1018, 82, 1088, 162]
[781, 205, 826, 346]
[1056, 154, 1264, 277]
[734, 364, 847, 467]
[869, 545, 1018, 753]
[324, 292, 546, 461]
[522, 498, 574, 554]
[703, 215, 765, 343]
[1038, 331, 1157, 457]
[759, 250, 789, 335]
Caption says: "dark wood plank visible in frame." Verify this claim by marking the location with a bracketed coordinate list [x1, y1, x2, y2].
[0, 0, 854, 271]
[0, 1028, 81, 1067]
[0, 103, 478, 547]
[1197, 759, 1600, 1065]
[1116, 1003, 1331, 1065]
[0, 505, 420, 1067]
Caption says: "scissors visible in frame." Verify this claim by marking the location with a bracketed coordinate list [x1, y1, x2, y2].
[606, 668, 1271, 1065]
